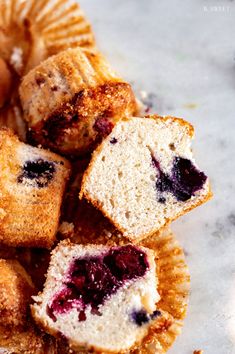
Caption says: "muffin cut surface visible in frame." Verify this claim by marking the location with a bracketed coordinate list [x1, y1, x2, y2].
[32, 241, 160, 352]
[80, 116, 211, 241]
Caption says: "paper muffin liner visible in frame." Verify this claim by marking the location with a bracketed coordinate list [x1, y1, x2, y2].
[0, 0, 95, 142]
[0, 0, 95, 75]
[134, 228, 190, 353]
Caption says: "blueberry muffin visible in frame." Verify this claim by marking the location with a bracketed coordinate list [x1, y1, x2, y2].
[31, 241, 160, 352]
[0, 259, 35, 327]
[32, 228, 190, 354]
[0, 128, 71, 248]
[19, 48, 138, 156]
[80, 115, 212, 241]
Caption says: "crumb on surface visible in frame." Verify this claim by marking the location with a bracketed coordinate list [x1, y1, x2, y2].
[58, 222, 75, 238]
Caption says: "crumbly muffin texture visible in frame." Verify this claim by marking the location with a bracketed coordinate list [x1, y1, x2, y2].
[0, 128, 71, 248]
[80, 115, 211, 241]
[32, 241, 160, 353]
[19, 48, 137, 156]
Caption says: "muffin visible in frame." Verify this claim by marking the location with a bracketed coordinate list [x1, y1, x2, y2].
[0, 259, 35, 327]
[32, 228, 190, 354]
[19, 48, 138, 156]
[31, 241, 160, 353]
[80, 115, 212, 241]
[0, 128, 71, 248]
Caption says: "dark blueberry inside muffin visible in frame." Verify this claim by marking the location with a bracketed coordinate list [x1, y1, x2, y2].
[131, 309, 150, 326]
[110, 137, 118, 144]
[171, 157, 207, 200]
[131, 308, 161, 326]
[158, 196, 166, 203]
[152, 156, 207, 202]
[104, 245, 148, 281]
[48, 245, 149, 320]
[150, 309, 161, 319]
[18, 159, 55, 188]
[93, 117, 114, 137]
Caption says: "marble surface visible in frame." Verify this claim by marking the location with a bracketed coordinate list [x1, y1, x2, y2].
[79, 1, 235, 353]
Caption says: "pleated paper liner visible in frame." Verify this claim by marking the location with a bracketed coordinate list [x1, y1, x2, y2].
[0, 0, 95, 75]
[0, 0, 95, 140]
[134, 228, 190, 353]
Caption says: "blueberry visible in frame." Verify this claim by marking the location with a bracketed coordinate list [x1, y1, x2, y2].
[104, 245, 149, 281]
[150, 309, 161, 319]
[48, 246, 149, 320]
[78, 311, 87, 322]
[171, 157, 207, 201]
[110, 137, 118, 144]
[156, 174, 172, 194]
[131, 309, 150, 326]
[152, 155, 207, 202]
[18, 159, 55, 188]
[93, 117, 114, 137]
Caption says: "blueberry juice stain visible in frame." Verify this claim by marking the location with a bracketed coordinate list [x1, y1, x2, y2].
[152, 156, 207, 202]
[47, 245, 149, 322]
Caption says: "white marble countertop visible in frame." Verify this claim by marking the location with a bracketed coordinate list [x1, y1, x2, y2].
[79, 1, 235, 353]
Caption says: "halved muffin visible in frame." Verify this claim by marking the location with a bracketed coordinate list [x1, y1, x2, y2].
[80, 115, 212, 241]
[32, 241, 160, 352]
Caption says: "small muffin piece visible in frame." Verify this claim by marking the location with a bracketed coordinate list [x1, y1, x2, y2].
[80, 115, 212, 241]
[0, 128, 71, 248]
[0, 259, 34, 327]
[19, 48, 138, 156]
[31, 241, 160, 353]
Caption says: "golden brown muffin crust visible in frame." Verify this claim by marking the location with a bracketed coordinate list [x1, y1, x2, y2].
[0, 259, 35, 327]
[0, 128, 71, 248]
[29, 82, 137, 155]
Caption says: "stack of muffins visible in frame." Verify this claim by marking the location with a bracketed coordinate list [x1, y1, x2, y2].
[0, 1, 212, 353]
